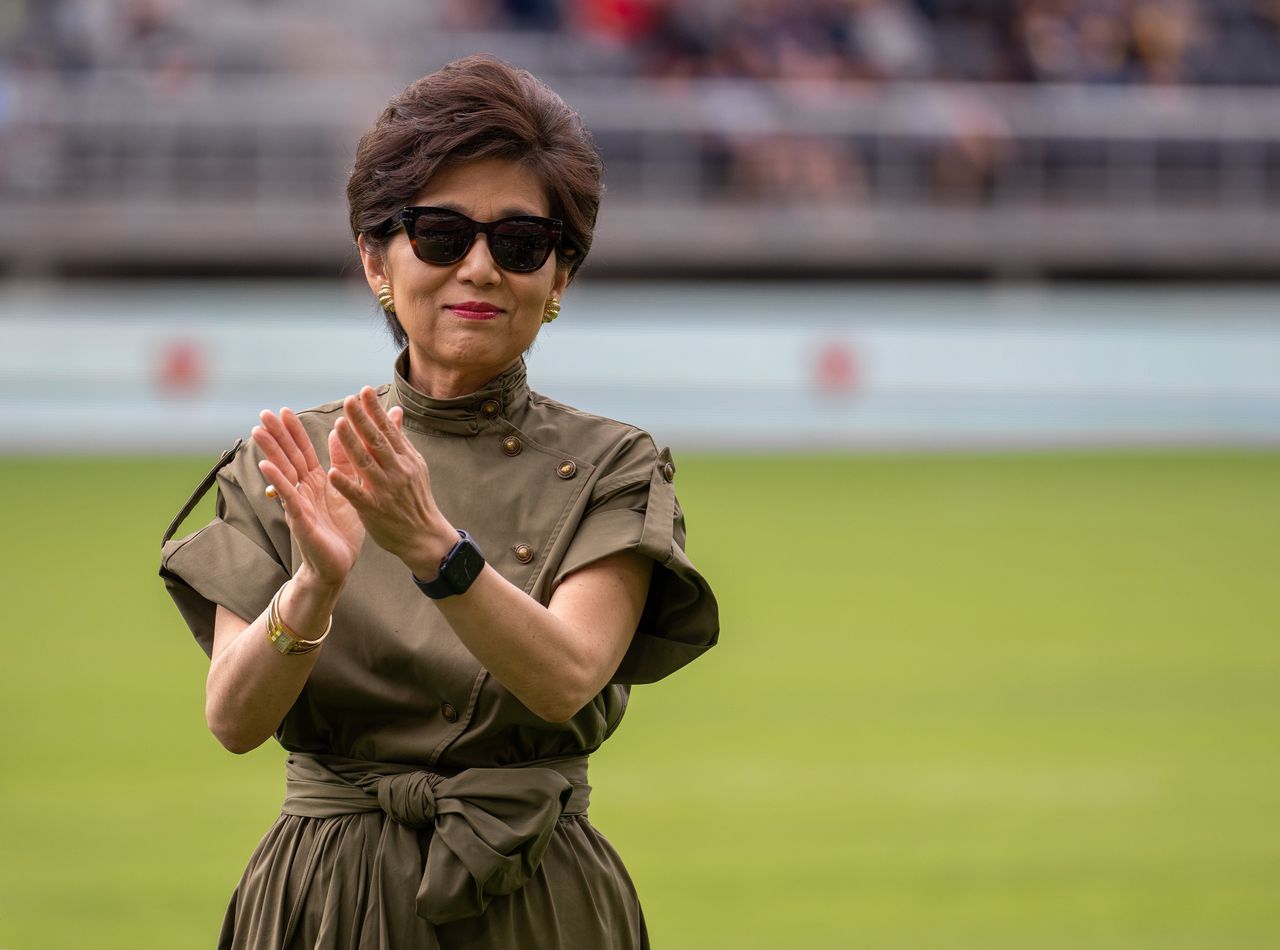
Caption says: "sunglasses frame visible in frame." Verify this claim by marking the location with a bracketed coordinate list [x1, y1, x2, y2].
[390, 206, 564, 274]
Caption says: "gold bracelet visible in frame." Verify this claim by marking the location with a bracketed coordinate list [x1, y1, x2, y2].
[266, 586, 332, 656]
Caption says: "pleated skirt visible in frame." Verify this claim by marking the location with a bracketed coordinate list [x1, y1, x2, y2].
[218, 811, 649, 950]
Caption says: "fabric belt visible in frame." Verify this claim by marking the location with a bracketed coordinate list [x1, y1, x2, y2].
[281, 752, 590, 927]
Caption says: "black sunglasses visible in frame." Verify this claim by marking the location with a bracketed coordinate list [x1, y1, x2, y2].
[387, 206, 564, 274]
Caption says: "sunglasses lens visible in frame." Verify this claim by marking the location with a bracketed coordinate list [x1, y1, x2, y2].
[400, 209, 557, 272]
[490, 220, 554, 272]
[408, 211, 473, 265]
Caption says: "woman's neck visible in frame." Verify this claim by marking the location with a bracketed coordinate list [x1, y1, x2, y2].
[406, 351, 518, 400]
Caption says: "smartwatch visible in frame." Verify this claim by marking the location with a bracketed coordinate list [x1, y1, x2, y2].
[413, 530, 486, 599]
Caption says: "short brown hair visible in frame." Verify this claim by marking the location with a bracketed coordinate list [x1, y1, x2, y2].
[348, 56, 604, 344]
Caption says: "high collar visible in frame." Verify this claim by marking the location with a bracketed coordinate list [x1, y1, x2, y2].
[389, 350, 530, 436]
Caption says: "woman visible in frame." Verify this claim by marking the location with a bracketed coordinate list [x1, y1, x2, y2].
[159, 55, 718, 950]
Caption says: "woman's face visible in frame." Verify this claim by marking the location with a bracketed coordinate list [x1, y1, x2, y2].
[360, 157, 569, 397]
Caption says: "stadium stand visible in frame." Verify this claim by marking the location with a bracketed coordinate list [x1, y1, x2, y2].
[3, 0, 1280, 276]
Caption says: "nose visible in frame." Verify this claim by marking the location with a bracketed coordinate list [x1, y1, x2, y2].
[455, 233, 501, 285]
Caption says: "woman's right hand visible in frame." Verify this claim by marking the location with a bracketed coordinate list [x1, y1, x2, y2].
[253, 407, 365, 587]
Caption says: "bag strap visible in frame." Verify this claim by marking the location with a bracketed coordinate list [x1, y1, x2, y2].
[161, 438, 244, 545]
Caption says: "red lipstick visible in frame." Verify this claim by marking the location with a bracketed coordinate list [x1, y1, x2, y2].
[448, 301, 503, 320]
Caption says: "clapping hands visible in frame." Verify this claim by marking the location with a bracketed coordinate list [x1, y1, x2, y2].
[254, 387, 456, 588]
[253, 407, 365, 587]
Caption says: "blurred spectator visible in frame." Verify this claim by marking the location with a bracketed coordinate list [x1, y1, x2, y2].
[500, 0, 564, 31]
[849, 0, 936, 80]
[1018, 0, 1134, 83]
[3, 0, 199, 89]
[1130, 0, 1201, 83]
[929, 92, 1014, 203]
[571, 0, 660, 45]
[726, 132, 867, 203]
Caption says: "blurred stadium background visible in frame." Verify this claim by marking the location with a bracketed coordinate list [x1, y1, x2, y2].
[1, 1, 1278, 948]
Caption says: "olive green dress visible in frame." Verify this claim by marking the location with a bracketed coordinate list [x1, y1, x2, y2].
[159, 354, 719, 950]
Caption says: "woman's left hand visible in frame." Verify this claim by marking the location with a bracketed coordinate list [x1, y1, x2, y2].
[327, 386, 458, 576]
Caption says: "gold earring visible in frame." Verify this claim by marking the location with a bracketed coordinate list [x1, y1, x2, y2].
[376, 283, 396, 314]
[542, 297, 561, 324]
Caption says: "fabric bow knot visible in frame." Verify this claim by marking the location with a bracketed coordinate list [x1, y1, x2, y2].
[368, 766, 575, 924]
[376, 770, 440, 829]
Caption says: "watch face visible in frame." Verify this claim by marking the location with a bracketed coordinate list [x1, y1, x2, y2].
[448, 538, 486, 593]
[415, 532, 487, 599]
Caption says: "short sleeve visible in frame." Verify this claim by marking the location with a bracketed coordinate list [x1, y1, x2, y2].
[159, 439, 292, 657]
[553, 435, 719, 685]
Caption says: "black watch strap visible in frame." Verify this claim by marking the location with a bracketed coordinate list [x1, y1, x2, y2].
[413, 530, 486, 600]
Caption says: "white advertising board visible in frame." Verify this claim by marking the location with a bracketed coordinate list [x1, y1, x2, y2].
[2, 281, 1278, 453]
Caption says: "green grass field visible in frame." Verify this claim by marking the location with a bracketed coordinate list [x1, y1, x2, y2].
[1, 451, 1277, 949]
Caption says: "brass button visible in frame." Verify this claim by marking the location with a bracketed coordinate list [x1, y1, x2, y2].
[662, 461, 675, 482]
[513, 543, 534, 563]
[441, 702, 458, 723]
[479, 399, 500, 419]
[501, 436, 522, 457]
[556, 460, 577, 479]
